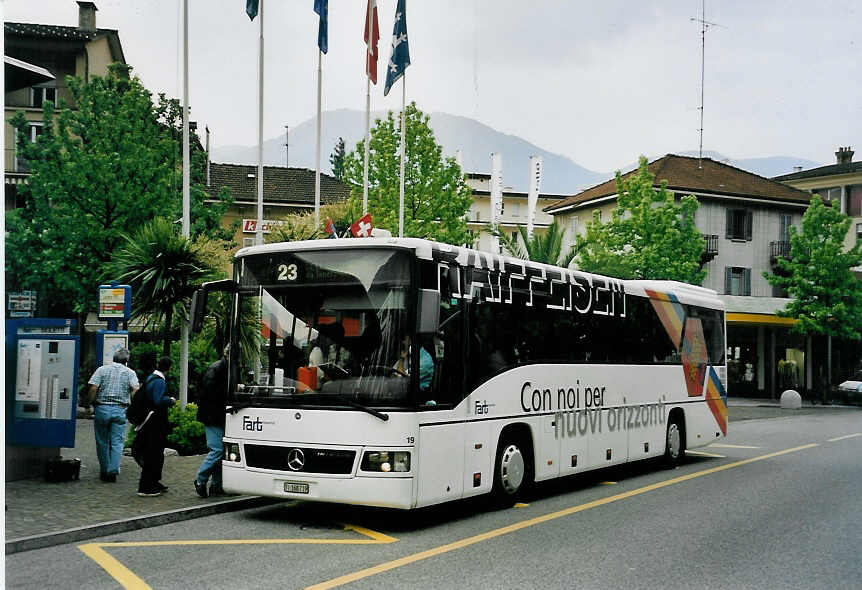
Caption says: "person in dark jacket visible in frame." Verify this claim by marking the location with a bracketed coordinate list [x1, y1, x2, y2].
[135, 356, 176, 497]
[195, 346, 229, 497]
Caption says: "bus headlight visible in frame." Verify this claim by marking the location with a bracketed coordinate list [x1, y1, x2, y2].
[224, 442, 242, 463]
[362, 451, 410, 473]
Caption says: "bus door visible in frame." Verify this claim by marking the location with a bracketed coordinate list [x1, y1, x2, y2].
[416, 263, 474, 506]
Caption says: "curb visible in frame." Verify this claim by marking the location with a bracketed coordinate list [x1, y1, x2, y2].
[6, 496, 281, 555]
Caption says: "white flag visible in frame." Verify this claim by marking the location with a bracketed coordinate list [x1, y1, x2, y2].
[490, 152, 503, 253]
[526, 155, 543, 240]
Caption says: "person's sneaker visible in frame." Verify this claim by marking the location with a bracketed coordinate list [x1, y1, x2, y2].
[209, 485, 227, 496]
[136, 489, 162, 497]
[156, 482, 169, 492]
[194, 480, 208, 498]
[100, 473, 117, 483]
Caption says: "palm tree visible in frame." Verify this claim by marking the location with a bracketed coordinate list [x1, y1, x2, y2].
[492, 221, 577, 267]
[110, 218, 221, 355]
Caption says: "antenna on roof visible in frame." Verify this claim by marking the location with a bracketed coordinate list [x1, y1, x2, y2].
[691, 0, 725, 170]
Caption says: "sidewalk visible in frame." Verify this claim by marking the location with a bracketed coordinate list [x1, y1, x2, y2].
[5, 418, 274, 554]
[5, 398, 858, 554]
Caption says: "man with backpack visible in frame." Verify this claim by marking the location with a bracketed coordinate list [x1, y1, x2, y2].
[134, 356, 176, 497]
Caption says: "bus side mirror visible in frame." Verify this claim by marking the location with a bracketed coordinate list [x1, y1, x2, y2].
[447, 267, 460, 298]
[190, 279, 237, 333]
[417, 289, 440, 334]
[190, 289, 207, 333]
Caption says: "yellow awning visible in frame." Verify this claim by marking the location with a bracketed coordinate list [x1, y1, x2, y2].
[726, 312, 797, 326]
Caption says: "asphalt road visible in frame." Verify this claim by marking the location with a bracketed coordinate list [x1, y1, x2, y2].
[6, 411, 862, 590]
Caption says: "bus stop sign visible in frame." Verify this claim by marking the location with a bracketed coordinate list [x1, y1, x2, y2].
[98, 284, 131, 322]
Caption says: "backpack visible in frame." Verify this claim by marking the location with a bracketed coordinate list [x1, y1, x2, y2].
[126, 375, 156, 426]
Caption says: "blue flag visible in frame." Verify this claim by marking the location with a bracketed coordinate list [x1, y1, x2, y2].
[246, 0, 258, 20]
[314, 0, 328, 54]
[384, 0, 410, 96]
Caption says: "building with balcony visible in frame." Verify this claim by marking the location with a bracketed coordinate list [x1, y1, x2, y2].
[4, 2, 125, 210]
[463, 172, 565, 253]
[773, 146, 862, 275]
[544, 154, 819, 397]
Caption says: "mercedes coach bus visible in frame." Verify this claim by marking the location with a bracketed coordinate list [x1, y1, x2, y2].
[191, 238, 727, 509]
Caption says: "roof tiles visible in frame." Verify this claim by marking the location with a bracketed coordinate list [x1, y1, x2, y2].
[545, 155, 812, 213]
[207, 163, 352, 205]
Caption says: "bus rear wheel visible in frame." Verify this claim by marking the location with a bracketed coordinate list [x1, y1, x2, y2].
[663, 415, 685, 467]
[491, 436, 531, 506]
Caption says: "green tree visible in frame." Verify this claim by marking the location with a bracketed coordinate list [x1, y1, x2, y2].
[109, 218, 222, 354]
[493, 221, 576, 267]
[6, 63, 232, 318]
[330, 136, 346, 180]
[575, 156, 706, 284]
[764, 196, 862, 385]
[341, 102, 472, 245]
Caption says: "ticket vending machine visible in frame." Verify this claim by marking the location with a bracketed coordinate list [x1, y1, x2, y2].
[5, 319, 80, 479]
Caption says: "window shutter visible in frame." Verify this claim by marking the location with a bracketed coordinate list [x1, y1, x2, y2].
[724, 267, 732, 295]
[725, 210, 732, 239]
[744, 268, 752, 296]
[745, 211, 753, 240]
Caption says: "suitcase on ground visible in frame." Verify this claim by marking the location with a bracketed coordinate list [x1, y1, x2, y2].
[44, 457, 81, 482]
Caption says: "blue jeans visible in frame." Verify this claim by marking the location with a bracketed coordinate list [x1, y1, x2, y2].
[196, 425, 224, 487]
[94, 404, 127, 475]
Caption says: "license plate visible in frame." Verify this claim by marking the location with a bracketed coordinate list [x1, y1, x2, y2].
[283, 482, 309, 494]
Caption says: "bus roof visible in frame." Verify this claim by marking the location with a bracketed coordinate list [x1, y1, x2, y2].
[236, 237, 723, 310]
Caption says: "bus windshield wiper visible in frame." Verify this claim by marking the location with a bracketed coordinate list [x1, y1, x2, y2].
[331, 394, 389, 422]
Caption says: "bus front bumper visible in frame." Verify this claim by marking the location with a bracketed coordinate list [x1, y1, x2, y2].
[223, 463, 415, 509]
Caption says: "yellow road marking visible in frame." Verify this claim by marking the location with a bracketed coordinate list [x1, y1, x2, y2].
[79, 524, 396, 589]
[709, 443, 760, 449]
[306, 443, 819, 590]
[598, 481, 617, 485]
[513, 503, 529, 508]
[686, 450, 726, 458]
[79, 543, 149, 590]
[827, 433, 862, 442]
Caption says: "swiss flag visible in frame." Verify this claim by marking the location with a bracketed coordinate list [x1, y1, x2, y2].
[363, 0, 380, 84]
[350, 213, 373, 237]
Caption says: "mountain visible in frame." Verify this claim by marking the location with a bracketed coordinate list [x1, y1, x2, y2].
[210, 110, 822, 195]
[210, 109, 607, 195]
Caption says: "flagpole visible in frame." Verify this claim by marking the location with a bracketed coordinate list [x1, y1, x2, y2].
[314, 48, 322, 227]
[255, 0, 265, 246]
[363, 2, 372, 214]
[180, 0, 190, 408]
[398, 73, 406, 238]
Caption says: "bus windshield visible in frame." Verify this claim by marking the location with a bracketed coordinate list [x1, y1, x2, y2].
[233, 248, 415, 409]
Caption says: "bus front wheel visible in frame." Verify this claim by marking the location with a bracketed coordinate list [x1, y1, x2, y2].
[491, 435, 532, 506]
[664, 414, 685, 467]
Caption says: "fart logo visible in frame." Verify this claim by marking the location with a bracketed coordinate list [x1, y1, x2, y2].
[474, 400, 495, 415]
[242, 416, 263, 431]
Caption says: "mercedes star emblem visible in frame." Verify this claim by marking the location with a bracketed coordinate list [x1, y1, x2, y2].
[287, 448, 305, 471]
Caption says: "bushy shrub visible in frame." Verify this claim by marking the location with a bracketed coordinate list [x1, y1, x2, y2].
[166, 402, 207, 455]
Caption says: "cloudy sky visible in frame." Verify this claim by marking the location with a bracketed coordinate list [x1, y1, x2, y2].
[5, 0, 860, 172]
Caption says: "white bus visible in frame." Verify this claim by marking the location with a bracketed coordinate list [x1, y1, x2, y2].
[191, 238, 727, 509]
